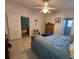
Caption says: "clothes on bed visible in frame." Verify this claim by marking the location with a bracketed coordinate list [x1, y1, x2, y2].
[32, 35, 71, 59]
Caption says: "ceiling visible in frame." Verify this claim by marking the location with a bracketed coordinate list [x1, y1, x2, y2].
[6, 0, 74, 10]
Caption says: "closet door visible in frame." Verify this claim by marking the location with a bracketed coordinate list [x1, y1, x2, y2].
[7, 13, 22, 40]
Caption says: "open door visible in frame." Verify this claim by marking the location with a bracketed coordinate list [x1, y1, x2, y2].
[21, 16, 29, 37]
[7, 13, 22, 40]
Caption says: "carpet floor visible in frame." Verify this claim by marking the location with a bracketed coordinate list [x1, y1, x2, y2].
[9, 36, 38, 59]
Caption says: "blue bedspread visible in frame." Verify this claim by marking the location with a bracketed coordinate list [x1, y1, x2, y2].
[32, 35, 71, 59]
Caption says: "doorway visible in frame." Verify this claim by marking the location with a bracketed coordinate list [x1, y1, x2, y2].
[21, 16, 29, 37]
[63, 17, 73, 36]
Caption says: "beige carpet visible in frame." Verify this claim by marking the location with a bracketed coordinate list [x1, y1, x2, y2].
[9, 37, 38, 59]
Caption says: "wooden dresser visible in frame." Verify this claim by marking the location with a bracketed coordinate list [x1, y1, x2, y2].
[45, 22, 54, 34]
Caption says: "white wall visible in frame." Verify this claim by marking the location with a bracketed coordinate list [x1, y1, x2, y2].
[6, 2, 44, 39]
[54, 7, 74, 35]
[45, 7, 74, 35]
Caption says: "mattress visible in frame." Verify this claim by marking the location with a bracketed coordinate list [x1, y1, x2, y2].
[32, 35, 71, 59]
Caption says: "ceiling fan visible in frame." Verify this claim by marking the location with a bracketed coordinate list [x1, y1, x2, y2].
[34, 0, 56, 13]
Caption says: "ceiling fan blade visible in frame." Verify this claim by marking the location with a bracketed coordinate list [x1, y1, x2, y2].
[34, 7, 44, 9]
[44, 2, 48, 7]
[34, 7, 56, 11]
[34, 2, 48, 9]
[47, 7, 56, 10]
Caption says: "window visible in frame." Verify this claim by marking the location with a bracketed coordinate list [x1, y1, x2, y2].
[67, 20, 73, 27]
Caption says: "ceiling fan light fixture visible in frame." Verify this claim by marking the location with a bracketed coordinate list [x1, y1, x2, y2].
[40, 9, 49, 13]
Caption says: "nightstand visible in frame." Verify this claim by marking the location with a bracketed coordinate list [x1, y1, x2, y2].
[31, 36, 36, 40]
[31, 35, 37, 47]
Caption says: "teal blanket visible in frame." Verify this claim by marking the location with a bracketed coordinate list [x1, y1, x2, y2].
[32, 35, 71, 59]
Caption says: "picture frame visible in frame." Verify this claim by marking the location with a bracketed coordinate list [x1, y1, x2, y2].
[55, 17, 61, 23]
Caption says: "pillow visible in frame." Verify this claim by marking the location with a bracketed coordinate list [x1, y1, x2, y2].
[42, 33, 53, 37]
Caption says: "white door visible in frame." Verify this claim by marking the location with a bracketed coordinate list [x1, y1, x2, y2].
[7, 13, 22, 40]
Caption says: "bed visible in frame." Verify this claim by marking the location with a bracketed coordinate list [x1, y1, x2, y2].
[32, 35, 71, 59]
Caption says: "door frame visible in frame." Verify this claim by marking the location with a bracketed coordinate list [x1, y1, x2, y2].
[20, 16, 30, 37]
